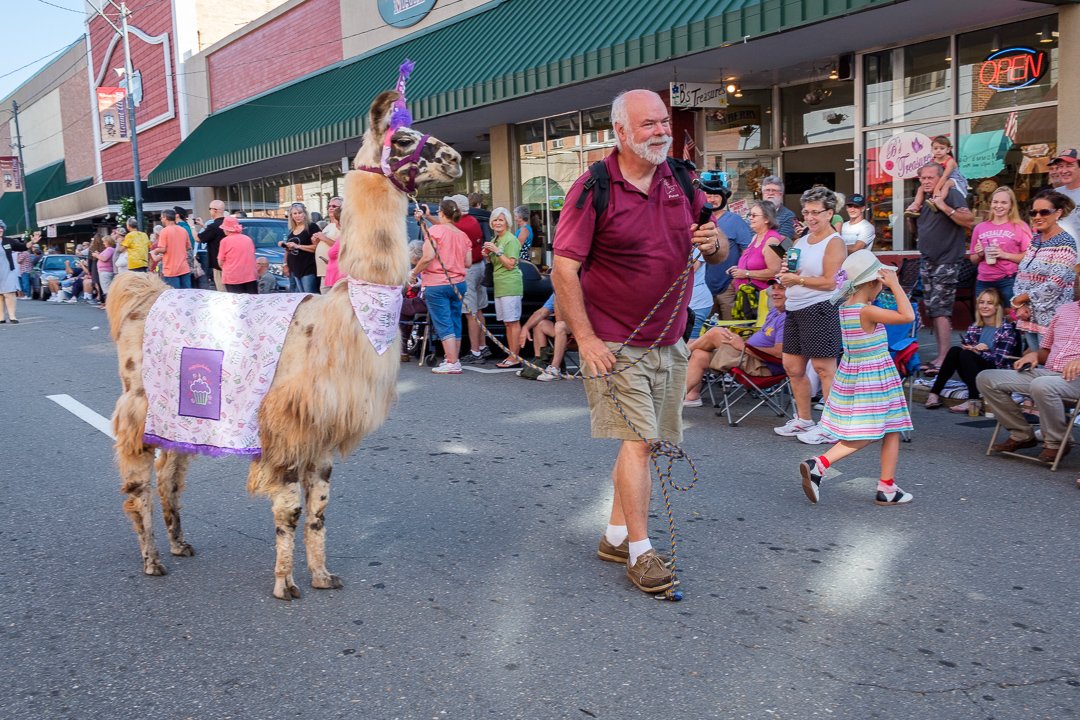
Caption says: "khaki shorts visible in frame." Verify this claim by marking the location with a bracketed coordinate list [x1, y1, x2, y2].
[708, 343, 772, 376]
[583, 340, 688, 443]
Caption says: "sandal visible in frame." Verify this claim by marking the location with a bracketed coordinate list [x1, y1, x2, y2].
[496, 359, 521, 369]
[922, 364, 940, 377]
[924, 398, 943, 410]
[948, 402, 971, 414]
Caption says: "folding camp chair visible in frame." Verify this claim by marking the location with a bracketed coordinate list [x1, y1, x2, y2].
[706, 288, 770, 338]
[712, 345, 791, 426]
[986, 398, 1080, 471]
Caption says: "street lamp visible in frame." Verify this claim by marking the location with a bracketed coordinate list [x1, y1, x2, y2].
[91, 1, 143, 231]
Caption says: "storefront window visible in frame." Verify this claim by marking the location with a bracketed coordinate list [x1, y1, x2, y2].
[516, 108, 615, 262]
[865, 38, 952, 126]
[780, 80, 854, 145]
[704, 90, 772, 151]
[958, 108, 1056, 218]
[863, 121, 951, 250]
[958, 17, 1057, 115]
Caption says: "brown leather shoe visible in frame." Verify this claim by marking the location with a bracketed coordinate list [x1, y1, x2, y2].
[598, 536, 672, 566]
[597, 536, 629, 563]
[1038, 444, 1070, 463]
[626, 549, 675, 593]
[992, 436, 1038, 453]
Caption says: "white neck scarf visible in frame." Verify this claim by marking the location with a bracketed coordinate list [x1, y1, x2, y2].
[347, 277, 403, 355]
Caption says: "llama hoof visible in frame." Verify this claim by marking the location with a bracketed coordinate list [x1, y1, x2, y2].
[273, 579, 302, 600]
[312, 573, 344, 590]
[144, 558, 167, 576]
[170, 543, 195, 557]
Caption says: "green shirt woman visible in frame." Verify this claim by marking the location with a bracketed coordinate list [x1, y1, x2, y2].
[484, 207, 525, 367]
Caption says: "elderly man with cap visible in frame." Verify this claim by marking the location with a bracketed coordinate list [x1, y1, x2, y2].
[840, 193, 875, 254]
[452, 193, 492, 364]
[1050, 149, 1080, 242]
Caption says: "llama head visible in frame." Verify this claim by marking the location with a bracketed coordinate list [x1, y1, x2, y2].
[355, 90, 462, 191]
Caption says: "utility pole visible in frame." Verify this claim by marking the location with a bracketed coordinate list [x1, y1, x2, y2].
[92, 1, 143, 230]
[10, 100, 31, 235]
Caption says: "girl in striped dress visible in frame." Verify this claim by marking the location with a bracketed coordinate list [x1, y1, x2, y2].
[799, 250, 916, 506]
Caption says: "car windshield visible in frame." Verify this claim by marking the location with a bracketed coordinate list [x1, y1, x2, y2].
[242, 220, 289, 249]
[41, 256, 72, 272]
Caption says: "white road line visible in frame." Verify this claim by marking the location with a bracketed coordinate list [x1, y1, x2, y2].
[461, 365, 518, 374]
[47, 394, 115, 439]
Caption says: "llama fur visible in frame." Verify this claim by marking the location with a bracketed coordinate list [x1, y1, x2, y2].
[106, 90, 461, 599]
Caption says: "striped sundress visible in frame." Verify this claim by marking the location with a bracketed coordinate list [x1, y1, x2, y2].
[820, 303, 913, 441]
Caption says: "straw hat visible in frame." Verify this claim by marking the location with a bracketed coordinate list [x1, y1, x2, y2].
[831, 249, 883, 303]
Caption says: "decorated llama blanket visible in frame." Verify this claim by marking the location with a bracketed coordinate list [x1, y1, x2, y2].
[142, 289, 310, 457]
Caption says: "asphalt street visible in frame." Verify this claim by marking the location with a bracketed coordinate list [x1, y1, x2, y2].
[1, 299, 1077, 720]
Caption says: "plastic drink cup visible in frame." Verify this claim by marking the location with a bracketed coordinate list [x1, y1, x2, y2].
[968, 399, 983, 417]
[985, 239, 998, 265]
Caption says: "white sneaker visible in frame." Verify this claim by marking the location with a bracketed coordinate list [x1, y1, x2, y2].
[682, 397, 703, 408]
[431, 361, 462, 375]
[796, 424, 837, 445]
[536, 365, 561, 382]
[64, 298, 78, 304]
[774, 417, 815, 437]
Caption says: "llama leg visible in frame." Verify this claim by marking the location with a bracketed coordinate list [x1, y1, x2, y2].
[303, 459, 342, 590]
[155, 450, 195, 556]
[118, 448, 166, 575]
[269, 468, 303, 600]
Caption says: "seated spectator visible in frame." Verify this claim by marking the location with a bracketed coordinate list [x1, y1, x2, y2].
[924, 288, 1020, 413]
[49, 259, 93, 303]
[979, 273, 1080, 462]
[683, 283, 787, 407]
[256, 258, 277, 294]
[399, 240, 428, 362]
[517, 293, 571, 382]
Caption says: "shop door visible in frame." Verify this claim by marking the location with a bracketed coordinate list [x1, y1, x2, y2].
[707, 152, 780, 214]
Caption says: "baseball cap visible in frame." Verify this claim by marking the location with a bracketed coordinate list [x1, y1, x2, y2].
[1049, 148, 1079, 165]
[846, 193, 867, 208]
[448, 194, 470, 215]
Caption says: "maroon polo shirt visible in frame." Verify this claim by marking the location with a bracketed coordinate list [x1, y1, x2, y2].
[554, 149, 706, 346]
[455, 214, 484, 263]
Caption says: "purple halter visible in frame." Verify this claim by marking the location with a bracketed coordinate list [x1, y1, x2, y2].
[357, 132, 430, 195]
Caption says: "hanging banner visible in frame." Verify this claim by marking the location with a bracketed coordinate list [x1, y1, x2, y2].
[880, 131, 934, 180]
[670, 82, 728, 109]
[97, 87, 130, 143]
[0, 156, 21, 192]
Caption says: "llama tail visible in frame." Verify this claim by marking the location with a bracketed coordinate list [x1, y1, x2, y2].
[105, 272, 168, 341]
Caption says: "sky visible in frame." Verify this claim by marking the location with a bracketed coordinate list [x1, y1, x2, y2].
[0, 0, 88, 101]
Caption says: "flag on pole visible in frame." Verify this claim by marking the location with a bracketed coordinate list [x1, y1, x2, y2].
[97, 87, 130, 143]
[0, 156, 21, 192]
[682, 130, 696, 162]
[1003, 111, 1018, 145]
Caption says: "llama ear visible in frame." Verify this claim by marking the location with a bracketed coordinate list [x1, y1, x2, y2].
[369, 91, 401, 136]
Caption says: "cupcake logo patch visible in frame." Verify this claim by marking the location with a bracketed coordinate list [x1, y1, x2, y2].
[178, 347, 223, 421]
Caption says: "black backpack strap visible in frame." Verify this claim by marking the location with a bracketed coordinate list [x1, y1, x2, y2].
[666, 157, 698, 201]
[575, 161, 610, 219]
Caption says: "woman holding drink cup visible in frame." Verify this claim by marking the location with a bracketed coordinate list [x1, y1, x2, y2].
[968, 187, 1031, 304]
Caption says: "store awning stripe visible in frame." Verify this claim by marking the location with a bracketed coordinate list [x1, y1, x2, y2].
[0, 161, 91, 234]
[149, 0, 898, 187]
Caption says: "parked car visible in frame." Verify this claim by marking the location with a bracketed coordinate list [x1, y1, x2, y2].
[31, 254, 77, 300]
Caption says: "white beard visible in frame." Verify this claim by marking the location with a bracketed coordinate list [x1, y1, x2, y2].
[625, 134, 673, 166]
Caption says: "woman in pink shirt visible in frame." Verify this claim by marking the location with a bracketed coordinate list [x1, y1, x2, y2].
[409, 199, 472, 374]
[93, 236, 116, 299]
[968, 186, 1032, 304]
[217, 216, 259, 294]
[321, 203, 343, 291]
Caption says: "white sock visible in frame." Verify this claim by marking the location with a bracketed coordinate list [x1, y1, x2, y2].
[604, 524, 628, 546]
[628, 538, 653, 566]
[471, 350, 482, 357]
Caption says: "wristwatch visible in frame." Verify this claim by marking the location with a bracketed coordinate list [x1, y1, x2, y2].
[496, 250, 504, 257]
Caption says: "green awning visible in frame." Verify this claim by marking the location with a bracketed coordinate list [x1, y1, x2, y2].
[0, 161, 92, 234]
[150, 0, 897, 187]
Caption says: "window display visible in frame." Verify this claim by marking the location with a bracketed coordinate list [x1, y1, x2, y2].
[864, 38, 952, 127]
[781, 80, 854, 145]
[957, 18, 1057, 115]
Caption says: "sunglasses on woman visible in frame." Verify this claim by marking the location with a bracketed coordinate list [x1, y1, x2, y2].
[1030, 208, 1060, 217]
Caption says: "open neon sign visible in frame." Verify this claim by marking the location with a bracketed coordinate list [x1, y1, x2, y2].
[979, 47, 1048, 91]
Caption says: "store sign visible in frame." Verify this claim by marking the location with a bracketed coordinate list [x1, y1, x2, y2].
[979, 47, 1048, 92]
[378, 0, 436, 28]
[670, 82, 728, 109]
[709, 106, 760, 130]
[880, 131, 934, 180]
[960, 130, 1008, 180]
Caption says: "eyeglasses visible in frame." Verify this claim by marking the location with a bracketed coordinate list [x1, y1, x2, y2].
[801, 208, 832, 217]
[747, 212, 765, 218]
[1030, 208, 1060, 217]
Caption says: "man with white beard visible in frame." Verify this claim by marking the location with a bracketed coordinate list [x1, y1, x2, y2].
[553, 89, 727, 595]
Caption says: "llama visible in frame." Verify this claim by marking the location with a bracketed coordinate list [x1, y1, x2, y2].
[106, 88, 462, 599]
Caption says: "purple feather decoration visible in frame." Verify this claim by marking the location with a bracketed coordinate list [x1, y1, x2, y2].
[396, 59, 415, 94]
[389, 58, 416, 131]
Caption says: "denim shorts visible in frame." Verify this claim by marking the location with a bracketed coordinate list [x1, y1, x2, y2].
[425, 282, 466, 341]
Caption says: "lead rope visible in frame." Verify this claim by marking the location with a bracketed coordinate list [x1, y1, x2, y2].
[416, 208, 696, 600]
